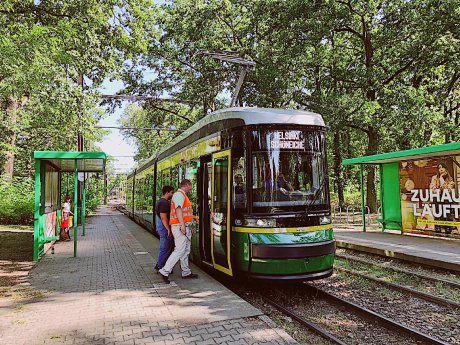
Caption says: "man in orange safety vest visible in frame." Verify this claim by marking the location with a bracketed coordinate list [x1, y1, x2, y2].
[159, 179, 198, 284]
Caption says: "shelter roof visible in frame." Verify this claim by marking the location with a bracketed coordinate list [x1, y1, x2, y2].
[342, 141, 460, 165]
[33, 151, 107, 172]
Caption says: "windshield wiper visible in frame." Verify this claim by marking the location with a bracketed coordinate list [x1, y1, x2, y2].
[304, 175, 327, 215]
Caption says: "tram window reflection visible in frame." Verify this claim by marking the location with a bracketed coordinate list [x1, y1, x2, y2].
[233, 156, 246, 209]
[250, 129, 328, 211]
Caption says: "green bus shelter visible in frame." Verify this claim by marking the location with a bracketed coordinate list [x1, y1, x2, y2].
[33, 151, 107, 261]
[343, 142, 460, 238]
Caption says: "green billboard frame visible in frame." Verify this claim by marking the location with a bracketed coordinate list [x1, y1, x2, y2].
[33, 151, 107, 261]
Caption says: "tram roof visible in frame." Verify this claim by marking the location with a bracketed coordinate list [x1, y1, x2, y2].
[202, 107, 325, 127]
[131, 107, 325, 176]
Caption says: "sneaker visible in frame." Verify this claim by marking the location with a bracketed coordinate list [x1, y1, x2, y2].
[156, 267, 173, 274]
[182, 273, 198, 279]
[160, 273, 170, 284]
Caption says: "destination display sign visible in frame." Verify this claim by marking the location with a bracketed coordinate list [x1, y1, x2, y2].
[251, 129, 323, 152]
[270, 131, 305, 149]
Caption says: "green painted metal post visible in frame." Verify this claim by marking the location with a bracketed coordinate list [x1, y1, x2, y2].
[82, 173, 86, 236]
[74, 159, 78, 257]
[360, 164, 366, 232]
[379, 164, 384, 232]
[33, 159, 41, 262]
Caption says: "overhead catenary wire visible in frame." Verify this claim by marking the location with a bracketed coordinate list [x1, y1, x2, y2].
[100, 94, 196, 104]
[95, 126, 180, 131]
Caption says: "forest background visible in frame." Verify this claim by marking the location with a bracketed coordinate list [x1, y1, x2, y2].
[1, 0, 459, 225]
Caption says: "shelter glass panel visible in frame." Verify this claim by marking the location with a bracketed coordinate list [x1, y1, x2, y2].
[400, 156, 460, 238]
[44, 163, 59, 213]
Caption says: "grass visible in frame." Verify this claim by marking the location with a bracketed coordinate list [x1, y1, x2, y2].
[0, 224, 33, 232]
[0, 287, 10, 297]
[14, 303, 24, 312]
[335, 257, 460, 302]
[11, 286, 44, 300]
[12, 320, 25, 325]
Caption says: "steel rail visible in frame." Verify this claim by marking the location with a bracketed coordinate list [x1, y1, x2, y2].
[304, 283, 450, 345]
[261, 295, 348, 345]
[336, 267, 460, 308]
[336, 253, 460, 289]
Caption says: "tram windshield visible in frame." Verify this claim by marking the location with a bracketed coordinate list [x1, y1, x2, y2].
[250, 129, 328, 212]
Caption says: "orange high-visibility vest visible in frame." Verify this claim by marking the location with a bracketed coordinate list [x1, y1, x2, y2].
[170, 189, 193, 225]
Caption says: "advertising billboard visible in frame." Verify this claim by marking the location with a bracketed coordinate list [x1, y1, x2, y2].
[400, 157, 460, 237]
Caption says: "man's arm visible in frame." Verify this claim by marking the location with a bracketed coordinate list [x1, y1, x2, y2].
[175, 206, 186, 234]
[160, 213, 171, 235]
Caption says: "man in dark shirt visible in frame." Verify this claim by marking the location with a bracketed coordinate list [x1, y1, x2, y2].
[155, 185, 174, 272]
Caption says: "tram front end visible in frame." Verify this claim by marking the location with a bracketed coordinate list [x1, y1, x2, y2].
[231, 126, 335, 281]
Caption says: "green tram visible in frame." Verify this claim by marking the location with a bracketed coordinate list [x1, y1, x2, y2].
[125, 107, 335, 280]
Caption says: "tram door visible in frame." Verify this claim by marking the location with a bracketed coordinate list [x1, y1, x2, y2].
[211, 150, 233, 276]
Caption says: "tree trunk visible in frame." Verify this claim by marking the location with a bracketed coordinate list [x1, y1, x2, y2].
[365, 127, 378, 212]
[3, 96, 19, 183]
[332, 131, 344, 207]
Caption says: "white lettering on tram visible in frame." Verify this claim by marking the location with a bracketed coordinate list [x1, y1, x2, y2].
[271, 131, 305, 149]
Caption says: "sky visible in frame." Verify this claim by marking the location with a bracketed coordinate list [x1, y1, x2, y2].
[96, 79, 135, 174]
[94, 0, 168, 174]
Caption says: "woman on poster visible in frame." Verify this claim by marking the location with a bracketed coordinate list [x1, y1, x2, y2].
[429, 162, 455, 234]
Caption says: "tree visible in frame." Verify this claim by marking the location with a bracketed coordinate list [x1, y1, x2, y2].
[119, 103, 201, 161]
[0, 0, 156, 181]
[120, 0, 460, 211]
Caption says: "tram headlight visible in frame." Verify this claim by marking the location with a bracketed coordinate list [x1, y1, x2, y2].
[320, 216, 331, 225]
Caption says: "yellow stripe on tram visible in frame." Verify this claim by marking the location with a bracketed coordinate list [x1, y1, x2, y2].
[233, 224, 333, 234]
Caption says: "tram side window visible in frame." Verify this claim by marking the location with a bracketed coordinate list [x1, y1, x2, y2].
[126, 178, 133, 211]
[135, 178, 143, 213]
[140, 178, 146, 213]
[232, 156, 246, 209]
[141, 178, 147, 214]
[146, 175, 153, 214]
[156, 173, 163, 204]
[140, 177, 145, 214]
[178, 164, 186, 182]
[171, 166, 179, 189]
[185, 160, 198, 214]
[162, 169, 171, 188]
[214, 157, 229, 217]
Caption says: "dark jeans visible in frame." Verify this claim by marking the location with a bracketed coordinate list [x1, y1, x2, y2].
[156, 216, 174, 269]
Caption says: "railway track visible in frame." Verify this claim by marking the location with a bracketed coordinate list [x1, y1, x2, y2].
[303, 282, 450, 345]
[258, 254, 460, 345]
[261, 294, 347, 345]
[336, 253, 460, 289]
[335, 266, 460, 309]
[261, 282, 448, 345]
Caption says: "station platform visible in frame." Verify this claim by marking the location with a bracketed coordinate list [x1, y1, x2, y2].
[0, 206, 296, 345]
[334, 228, 460, 272]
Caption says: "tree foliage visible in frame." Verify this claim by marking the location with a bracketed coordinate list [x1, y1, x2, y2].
[2, 0, 460, 213]
[0, 0, 156, 180]
[119, 0, 460, 210]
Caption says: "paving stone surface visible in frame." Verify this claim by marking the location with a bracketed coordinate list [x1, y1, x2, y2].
[0, 206, 297, 345]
